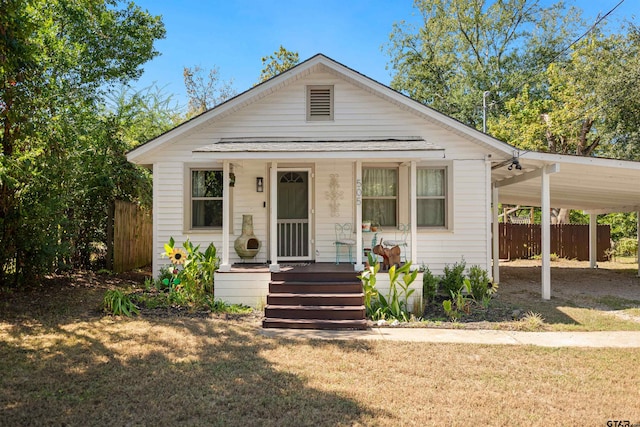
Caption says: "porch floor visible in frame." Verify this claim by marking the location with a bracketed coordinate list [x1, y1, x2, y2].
[227, 262, 358, 274]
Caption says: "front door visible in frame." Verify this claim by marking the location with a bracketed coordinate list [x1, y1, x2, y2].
[277, 170, 311, 260]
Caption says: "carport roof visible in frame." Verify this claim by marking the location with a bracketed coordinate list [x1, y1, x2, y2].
[492, 151, 640, 214]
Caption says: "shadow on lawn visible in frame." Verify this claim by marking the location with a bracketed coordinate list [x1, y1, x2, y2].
[0, 315, 382, 426]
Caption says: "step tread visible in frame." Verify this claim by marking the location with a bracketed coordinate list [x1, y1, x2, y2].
[265, 304, 365, 310]
[267, 292, 364, 298]
[270, 280, 361, 285]
[262, 318, 369, 330]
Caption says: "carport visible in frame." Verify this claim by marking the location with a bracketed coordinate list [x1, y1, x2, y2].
[491, 150, 640, 299]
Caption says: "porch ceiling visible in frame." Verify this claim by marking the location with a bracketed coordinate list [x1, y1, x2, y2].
[192, 137, 446, 160]
[492, 153, 640, 213]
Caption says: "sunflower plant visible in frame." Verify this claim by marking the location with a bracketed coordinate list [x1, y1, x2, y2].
[160, 237, 219, 302]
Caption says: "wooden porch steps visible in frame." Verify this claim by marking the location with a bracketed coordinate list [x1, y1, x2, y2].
[262, 269, 367, 330]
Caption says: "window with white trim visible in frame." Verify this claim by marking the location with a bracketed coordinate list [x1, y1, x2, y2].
[307, 85, 333, 121]
[362, 167, 397, 227]
[417, 167, 446, 227]
[191, 170, 223, 228]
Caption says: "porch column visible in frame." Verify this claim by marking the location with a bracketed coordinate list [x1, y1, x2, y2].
[355, 160, 364, 272]
[589, 213, 598, 269]
[541, 166, 552, 300]
[410, 161, 418, 267]
[269, 162, 279, 272]
[637, 211, 640, 277]
[219, 160, 231, 272]
[492, 183, 500, 284]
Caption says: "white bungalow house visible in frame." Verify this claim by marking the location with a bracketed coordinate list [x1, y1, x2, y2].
[127, 54, 640, 315]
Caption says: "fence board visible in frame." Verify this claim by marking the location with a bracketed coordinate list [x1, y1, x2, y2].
[113, 200, 152, 273]
[499, 223, 610, 261]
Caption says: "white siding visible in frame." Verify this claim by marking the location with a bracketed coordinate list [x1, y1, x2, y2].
[214, 271, 270, 307]
[148, 68, 493, 288]
[314, 161, 354, 263]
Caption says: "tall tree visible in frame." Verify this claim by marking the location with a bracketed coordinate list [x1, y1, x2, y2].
[183, 65, 236, 117]
[386, 0, 580, 128]
[259, 46, 300, 82]
[0, 0, 165, 284]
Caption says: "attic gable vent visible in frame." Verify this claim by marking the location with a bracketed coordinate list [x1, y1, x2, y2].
[307, 85, 334, 121]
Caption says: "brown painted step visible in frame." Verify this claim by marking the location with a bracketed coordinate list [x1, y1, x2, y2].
[264, 305, 366, 320]
[262, 318, 369, 330]
[271, 271, 361, 283]
[267, 293, 364, 306]
[269, 280, 362, 294]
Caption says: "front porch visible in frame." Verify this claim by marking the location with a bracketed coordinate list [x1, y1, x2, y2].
[214, 262, 423, 315]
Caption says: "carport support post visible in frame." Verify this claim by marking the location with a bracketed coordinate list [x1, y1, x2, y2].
[589, 214, 598, 269]
[541, 166, 551, 300]
[492, 183, 500, 284]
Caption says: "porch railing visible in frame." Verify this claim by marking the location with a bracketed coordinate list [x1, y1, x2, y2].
[277, 219, 309, 258]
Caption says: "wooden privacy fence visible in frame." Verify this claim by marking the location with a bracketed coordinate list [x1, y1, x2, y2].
[499, 223, 611, 261]
[110, 200, 153, 273]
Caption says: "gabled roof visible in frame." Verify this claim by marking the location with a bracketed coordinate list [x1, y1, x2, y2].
[126, 53, 517, 164]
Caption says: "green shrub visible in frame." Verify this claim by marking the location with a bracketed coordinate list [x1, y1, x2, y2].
[421, 266, 440, 304]
[468, 265, 490, 301]
[615, 238, 638, 257]
[441, 259, 466, 296]
[103, 289, 139, 316]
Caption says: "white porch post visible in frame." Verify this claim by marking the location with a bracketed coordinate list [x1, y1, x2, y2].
[355, 160, 364, 272]
[541, 166, 552, 300]
[269, 162, 279, 272]
[589, 213, 598, 269]
[410, 161, 418, 267]
[492, 183, 500, 284]
[219, 160, 231, 272]
[637, 211, 640, 277]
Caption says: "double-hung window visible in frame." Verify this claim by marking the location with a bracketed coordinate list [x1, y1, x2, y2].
[417, 167, 446, 227]
[362, 167, 397, 227]
[191, 170, 223, 228]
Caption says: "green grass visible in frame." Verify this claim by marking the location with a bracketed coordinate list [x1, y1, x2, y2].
[1, 317, 640, 426]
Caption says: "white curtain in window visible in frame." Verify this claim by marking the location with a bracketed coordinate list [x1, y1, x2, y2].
[417, 169, 444, 197]
[417, 169, 445, 226]
[363, 168, 397, 226]
[363, 168, 397, 197]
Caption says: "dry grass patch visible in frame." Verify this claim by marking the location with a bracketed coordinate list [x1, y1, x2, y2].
[2, 316, 640, 426]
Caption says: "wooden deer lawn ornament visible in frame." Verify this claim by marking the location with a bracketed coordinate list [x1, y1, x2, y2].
[372, 238, 402, 270]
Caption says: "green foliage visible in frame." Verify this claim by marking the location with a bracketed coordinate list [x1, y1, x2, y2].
[208, 298, 253, 314]
[441, 259, 466, 296]
[434, 262, 497, 320]
[183, 65, 236, 117]
[0, 0, 167, 285]
[103, 289, 140, 317]
[600, 212, 638, 242]
[421, 265, 439, 304]
[359, 255, 417, 322]
[138, 238, 222, 311]
[612, 238, 638, 258]
[386, 0, 580, 128]
[358, 253, 381, 317]
[468, 265, 490, 301]
[259, 46, 300, 82]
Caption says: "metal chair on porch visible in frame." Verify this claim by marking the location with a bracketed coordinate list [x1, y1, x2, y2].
[382, 223, 410, 262]
[334, 223, 356, 264]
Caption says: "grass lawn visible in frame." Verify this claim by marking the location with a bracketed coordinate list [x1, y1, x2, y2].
[1, 263, 639, 425]
[1, 315, 639, 426]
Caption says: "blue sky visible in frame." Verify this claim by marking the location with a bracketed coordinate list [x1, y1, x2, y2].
[131, 0, 639, 109]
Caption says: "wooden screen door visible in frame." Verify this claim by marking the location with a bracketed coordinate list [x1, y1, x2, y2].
[277, 170, 310, 260]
